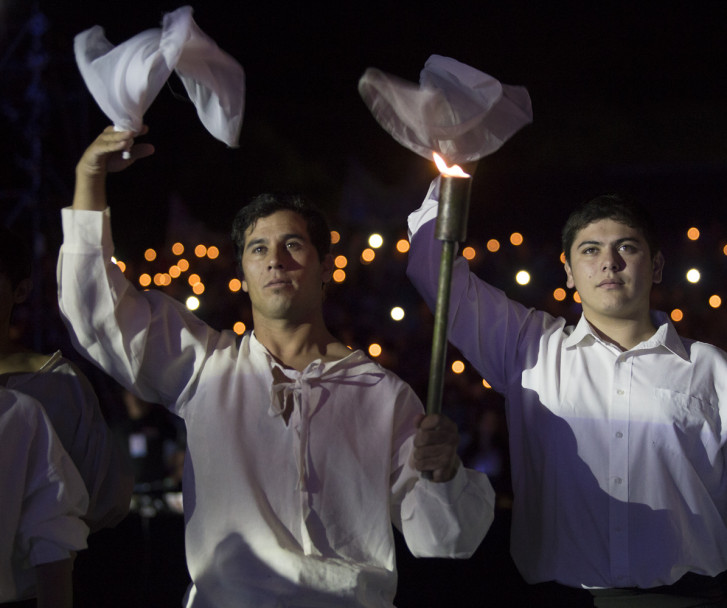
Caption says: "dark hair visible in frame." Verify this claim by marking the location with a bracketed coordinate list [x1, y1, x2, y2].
[231, 193, 331, 267]
[561, 194, 660, 264]
[0, 226, 32, 288]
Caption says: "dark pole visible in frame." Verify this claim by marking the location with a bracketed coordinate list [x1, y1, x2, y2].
[423, 173, 471, 479]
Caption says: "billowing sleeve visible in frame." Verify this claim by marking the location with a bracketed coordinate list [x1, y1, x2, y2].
[9, 392, 89, 568]
[406, 178, 543, 393]
[57, 207, 217, 411]
[389, 385, 495, 558]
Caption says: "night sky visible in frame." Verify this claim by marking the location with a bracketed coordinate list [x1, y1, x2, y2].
[2, 1, 727, 289]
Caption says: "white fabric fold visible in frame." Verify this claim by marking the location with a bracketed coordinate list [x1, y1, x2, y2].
[358, 54, 533, 164]
[74, 5, 245, 147]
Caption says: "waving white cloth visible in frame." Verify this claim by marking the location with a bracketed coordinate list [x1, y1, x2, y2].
[74, 5, 245, 147]
[358, 54, 532, 164]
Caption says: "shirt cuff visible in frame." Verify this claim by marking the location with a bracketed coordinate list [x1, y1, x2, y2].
[417, 463, 468, 505]
[407, 177, 441, 240]
[61, 207, 113, 256]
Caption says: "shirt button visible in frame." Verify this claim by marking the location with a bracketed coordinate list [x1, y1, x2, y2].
[616, 389, 625, 395]
[614, 477, 623, 485]
[615, 431, 623, 439]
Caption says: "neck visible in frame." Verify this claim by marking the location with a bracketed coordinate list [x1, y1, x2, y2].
[585, 312, 657, 351]
[252, 316, 349, 371]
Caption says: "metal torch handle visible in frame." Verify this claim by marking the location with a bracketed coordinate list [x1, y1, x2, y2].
[422, 175, 471, 481]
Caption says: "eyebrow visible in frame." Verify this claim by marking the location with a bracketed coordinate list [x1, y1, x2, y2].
[575, 236, 642, 250]
[244, 232, 308, 252]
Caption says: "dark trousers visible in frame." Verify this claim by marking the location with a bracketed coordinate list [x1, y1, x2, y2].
[527, 572, 727, 608]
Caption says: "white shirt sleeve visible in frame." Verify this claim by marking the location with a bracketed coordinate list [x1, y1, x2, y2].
[388, 384, 495, 558]
[57, 207, 216, 410]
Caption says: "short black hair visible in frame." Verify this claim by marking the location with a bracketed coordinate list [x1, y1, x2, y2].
[561, 194, 660, 264]
[0, 226, 32, 288]
[231, 193, 331, 267]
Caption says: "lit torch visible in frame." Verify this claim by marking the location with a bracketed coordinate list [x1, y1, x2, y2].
[422, 153, 472, 478]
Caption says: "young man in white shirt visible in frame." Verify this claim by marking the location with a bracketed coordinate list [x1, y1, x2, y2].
[407, 179, 727, 607]
[57, 127, 495, 608]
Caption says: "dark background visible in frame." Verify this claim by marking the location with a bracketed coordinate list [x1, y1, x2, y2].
[2, 2, 727, 606]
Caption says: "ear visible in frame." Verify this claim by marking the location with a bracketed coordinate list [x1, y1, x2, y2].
[652, 251, 665, 284]
[321, 253, 334, 285]
[564, 260, 576, 290]
[13, 278, 32, 305]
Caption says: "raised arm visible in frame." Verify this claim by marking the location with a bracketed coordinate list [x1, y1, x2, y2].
[73, 126, 154, 211]
[59, 128, 219, 408]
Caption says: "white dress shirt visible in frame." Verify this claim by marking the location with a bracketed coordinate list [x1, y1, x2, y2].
[0, 352, 133, 531]
[407, 178, 727, 589]
[57, 207, 495, 608]
[0, 389, 89, 602]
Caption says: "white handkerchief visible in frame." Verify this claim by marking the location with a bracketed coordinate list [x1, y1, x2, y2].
[358, 55, 532, 164]
[74, 6, 245, 147]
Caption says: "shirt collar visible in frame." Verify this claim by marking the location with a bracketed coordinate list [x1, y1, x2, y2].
[563, 311, 690, 361]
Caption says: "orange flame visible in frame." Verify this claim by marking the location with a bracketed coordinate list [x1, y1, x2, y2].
[433, 152, 470, 178]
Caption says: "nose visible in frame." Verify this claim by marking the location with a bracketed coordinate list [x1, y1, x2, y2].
[267, 243, 288, 269]
[602, 248, 622, 271]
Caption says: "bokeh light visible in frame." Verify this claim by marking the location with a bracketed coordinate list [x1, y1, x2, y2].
[390, 307, 405, 321]
[671, 309, 684, 322]
[510, 232, 524, 246]
[553, 288, 566, 302]
[687, 227, 700, 241]
[228, 278, 242, 292]
[332, 269, 346, 283]
[361, 248, 375, 264]
[709, 295, 722, 308]
[206, 246, 220, 260]
[172, 242, 184, 255]
[139, 273, 151, 287]
[186, 296, 200, 311]
[144, 248, 157, 262]
[195, 244, 207, 258]
[686, 268, 701, 283]
[515, 270, 530, 285]
[334, 255, 348, 268]
[486, 239, 500, 253]
[368, 234, 384, 249]
[233, 321, 246, 335]
[462, 246, 476, 260]
[330, 230, 341, 245]
[368, 343, 382, 357]
[396, 239, 410, 253]
[452, 360, 465, 374]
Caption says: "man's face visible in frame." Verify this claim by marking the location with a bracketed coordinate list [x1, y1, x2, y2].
[240, 210, 332, 324]
[564, 218, 664, 324]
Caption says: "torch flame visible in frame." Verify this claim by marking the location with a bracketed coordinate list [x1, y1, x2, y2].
[433, 152, 470, 178]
